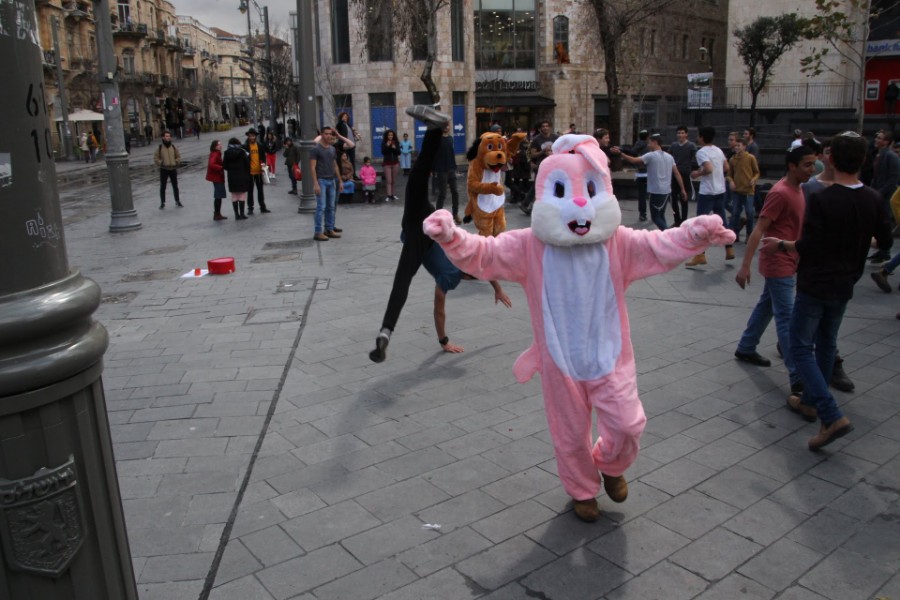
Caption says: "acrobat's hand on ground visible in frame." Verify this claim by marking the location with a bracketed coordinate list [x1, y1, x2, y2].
[495, 289, 512, 308]
[424, 209, 457, 243]
[684, 215, 736, 246]
[441, 341, 464, 353]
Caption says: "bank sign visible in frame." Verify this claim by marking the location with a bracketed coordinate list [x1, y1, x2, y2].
[866, 39, 900, 57]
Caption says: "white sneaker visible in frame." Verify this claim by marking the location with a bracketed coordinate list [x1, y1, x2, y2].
[404, 105, 450, 129]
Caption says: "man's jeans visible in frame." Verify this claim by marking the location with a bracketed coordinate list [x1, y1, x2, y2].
[315, 178, 337, 234]
[737, 276, 798, 384]
[730, 193, 755, 240]
[883, 252, 900, 275]
[648, 193, 669, 230]
[696, 192, 727, 226]
[789, 291, 848, 425]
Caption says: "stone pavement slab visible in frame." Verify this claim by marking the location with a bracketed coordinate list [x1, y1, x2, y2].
[55, 153, 900, 599]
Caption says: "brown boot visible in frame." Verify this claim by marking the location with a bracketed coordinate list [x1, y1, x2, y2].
[685, 253, 707, 267]
[725, 245, 736, 260]
[572, 498, 600, 522]
[786, 394, 817, 422]
[602, 474, 628, 503]
[808, 417, 853, 451]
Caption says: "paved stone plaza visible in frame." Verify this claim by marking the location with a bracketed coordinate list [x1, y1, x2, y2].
[57, 134, 900, 600]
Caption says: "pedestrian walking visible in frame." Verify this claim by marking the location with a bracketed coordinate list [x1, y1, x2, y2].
[686, 126, 733, 266]
[433, 124, 461, 223]
[360, 156, 377, 203]
[80, 132, 90, 163]
[206, 140, 227, 221]
[668, 125, 696, 225]
[761, 131, 893, 450]
[727, 138, 760, 242]
[264, 131, 279, 176]
[154, 130, 182, 209]
[612, 133, 686, 231]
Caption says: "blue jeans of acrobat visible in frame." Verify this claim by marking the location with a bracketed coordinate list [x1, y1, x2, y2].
[736, 276, 798, 384]
[789, 291, 847, 425]
[696, 192, 727, 226]
[730, 194, 755, 240]
[315, 177, 337, 234]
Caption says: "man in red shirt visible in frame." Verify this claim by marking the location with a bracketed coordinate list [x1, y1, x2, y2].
[733, 146, 817, 401]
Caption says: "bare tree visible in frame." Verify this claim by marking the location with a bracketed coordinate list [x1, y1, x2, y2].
[800, 0, 900, 131]
[349, 0, 448, 104]
[584, 0, 677, 144]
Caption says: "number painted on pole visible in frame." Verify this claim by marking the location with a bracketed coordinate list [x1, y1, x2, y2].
[30, 128, 52, 162]
[26, 83, 39, 117]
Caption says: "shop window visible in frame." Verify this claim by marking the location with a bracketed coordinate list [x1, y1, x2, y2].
[475, 0, 535, 70]
[331, 0, 350, 64]
[451, 0, 464, 62]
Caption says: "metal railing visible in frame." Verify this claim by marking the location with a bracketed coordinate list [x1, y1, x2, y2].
[726, 82, 856, 110]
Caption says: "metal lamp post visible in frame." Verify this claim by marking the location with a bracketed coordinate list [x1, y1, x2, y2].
[93, 0, 141, 232]
[294, 0, 315, 213]
[0, 0, 138, 595]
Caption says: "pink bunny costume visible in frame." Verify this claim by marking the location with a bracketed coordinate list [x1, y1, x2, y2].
[424, 134, 735, 504]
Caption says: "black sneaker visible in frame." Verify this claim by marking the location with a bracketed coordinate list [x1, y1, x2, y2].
[639, 215, 648, 222]
[871, 270, 892, 293]
[369, 333, 389, 363]
[175, 201, 184, 207]
[734, 350, 771, 367]
[159, 203, 165, 209]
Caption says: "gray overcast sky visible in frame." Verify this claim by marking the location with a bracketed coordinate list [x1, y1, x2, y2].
[179, 0, 295, 41]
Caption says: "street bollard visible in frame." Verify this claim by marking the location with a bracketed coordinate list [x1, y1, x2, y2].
[0, 1, 138, 597]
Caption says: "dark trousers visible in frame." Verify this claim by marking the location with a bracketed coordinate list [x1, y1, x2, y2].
[381, 127, 442, 332]
[159, 169, 179, 204]
[287, 165, 297, 191]
[247, 173, 266, 211]
[636, 177, 647, 217]
[670, 171, 692, 225]
[435, 170, 459, 215]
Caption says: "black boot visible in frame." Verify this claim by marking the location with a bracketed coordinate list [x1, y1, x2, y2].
[232, 201, 241, 219]
[238, 201, 247, 220]
[830, 356, 855, 392]
[214, 198, 227, 220]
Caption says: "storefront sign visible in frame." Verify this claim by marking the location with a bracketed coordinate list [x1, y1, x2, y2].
[476, 79, 538, 92]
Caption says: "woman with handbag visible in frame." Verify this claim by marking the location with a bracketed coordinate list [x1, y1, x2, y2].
[206, 139, 227, 221]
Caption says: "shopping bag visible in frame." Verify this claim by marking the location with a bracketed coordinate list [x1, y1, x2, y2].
[262, 165, 271, 184]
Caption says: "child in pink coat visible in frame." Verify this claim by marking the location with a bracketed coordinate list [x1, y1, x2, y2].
[360, 156, 378, 204]
[424, 134, 735, 522]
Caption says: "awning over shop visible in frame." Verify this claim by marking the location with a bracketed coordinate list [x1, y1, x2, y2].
[55, 109, 105, 121]
[475, 94, 556, 107]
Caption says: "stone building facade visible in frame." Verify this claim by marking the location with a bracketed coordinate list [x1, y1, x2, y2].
[310, 0, 728, 157]
[37, 0, 190, 151]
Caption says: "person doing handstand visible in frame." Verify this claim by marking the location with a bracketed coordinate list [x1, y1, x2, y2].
[370, 106, 512, 363]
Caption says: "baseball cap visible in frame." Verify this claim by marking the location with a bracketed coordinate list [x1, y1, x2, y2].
[490, 124, 502, 132]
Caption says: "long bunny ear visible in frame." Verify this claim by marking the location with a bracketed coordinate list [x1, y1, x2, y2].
[552, 134, 613, 196]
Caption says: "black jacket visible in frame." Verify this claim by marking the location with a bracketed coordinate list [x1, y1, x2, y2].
[223, 144, 251, 192]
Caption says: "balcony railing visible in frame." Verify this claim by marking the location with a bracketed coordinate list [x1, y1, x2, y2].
[183, 47, 196, 56]
[113, 22, 148, 37]
[726, 82, 857, 110]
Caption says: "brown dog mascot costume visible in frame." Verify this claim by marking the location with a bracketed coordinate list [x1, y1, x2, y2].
[464, 131, 527, 236]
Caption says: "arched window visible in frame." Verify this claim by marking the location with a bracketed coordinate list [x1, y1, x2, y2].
[553, 15, 568, 56]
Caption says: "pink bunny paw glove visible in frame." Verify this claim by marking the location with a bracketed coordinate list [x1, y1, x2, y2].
[685, 215, 736, 246]
[423, 209, 457, 243]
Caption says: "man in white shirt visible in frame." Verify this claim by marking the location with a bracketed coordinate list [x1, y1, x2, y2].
[687, 126, 733, 266]
[613, 133, 686, 230]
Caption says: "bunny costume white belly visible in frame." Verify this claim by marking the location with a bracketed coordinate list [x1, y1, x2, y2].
[541, 244, 621, 381]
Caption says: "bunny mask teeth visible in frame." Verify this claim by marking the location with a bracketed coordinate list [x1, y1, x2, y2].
[568, 220, 592, 236]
